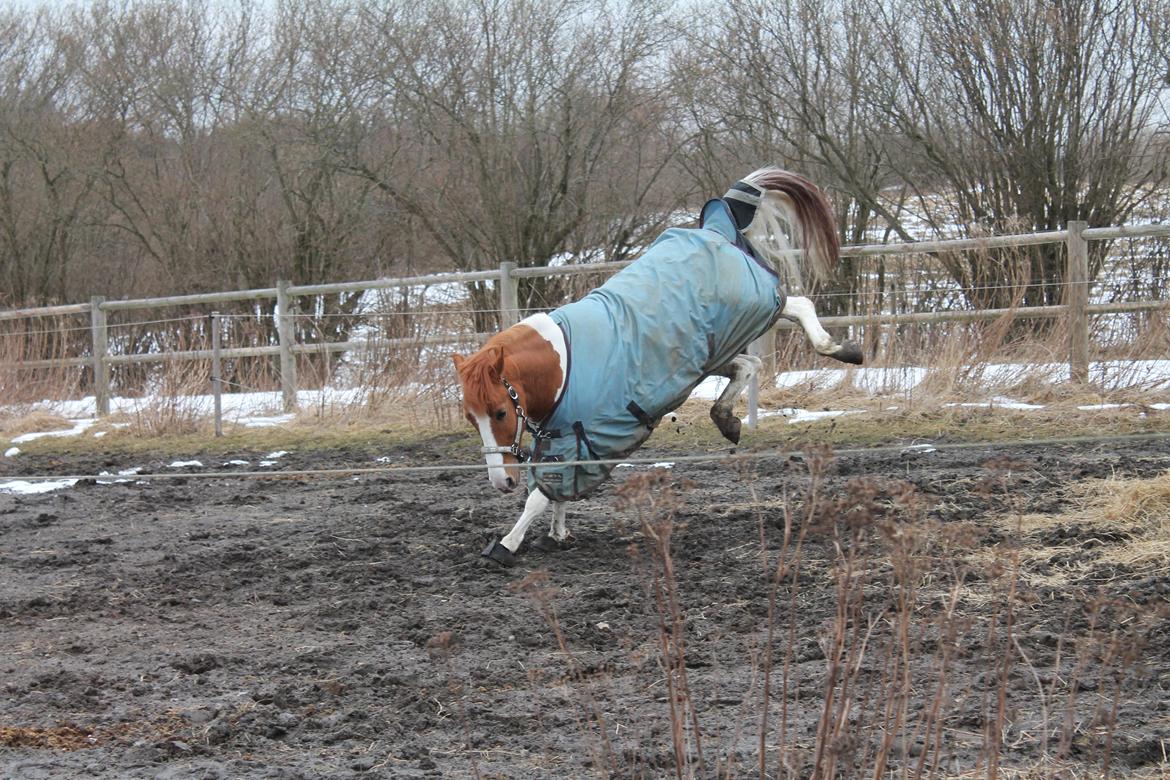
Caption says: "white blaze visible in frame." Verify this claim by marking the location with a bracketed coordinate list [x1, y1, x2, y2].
[473, 412, 513, 491]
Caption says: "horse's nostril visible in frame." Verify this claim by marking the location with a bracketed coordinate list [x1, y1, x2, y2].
[505, 477, 515, 489]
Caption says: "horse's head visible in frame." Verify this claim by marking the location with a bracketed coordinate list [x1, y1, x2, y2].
[453, 346, 523, 493]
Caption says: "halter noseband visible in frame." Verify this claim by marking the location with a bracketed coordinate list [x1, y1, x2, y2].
[479, 377, 534, 462]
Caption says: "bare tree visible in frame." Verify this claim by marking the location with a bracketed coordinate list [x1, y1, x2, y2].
[684, 0, 1169, 311]
[343, 0, 686, 328]
[0, 9, 104, 305]
[874, 0, 1170, 307]
[676, 0, 910, 315]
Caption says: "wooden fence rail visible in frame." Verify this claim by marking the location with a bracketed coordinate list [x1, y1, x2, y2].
[2, 223, 1168, 421]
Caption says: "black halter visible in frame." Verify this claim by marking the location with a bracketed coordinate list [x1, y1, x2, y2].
[479, 377, 533, 462]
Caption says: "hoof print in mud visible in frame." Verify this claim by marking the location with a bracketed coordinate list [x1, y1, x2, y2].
[481, 538, 518, 567]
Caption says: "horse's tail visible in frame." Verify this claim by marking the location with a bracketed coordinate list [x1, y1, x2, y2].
[739, 167, 839, 288]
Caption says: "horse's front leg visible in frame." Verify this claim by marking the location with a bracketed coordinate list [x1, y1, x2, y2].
[709, 353, 763, 444]
[782, 296, 863, 364]
[482, 490, 550, 567]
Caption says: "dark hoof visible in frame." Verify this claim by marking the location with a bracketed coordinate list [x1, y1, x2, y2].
[832, 341, 864, 365]
[481, 538, 518, 567]
[532, 534, 572, 552]
[711, 409, 742, 445]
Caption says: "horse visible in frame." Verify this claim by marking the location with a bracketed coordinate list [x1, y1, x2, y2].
[452, 168, 862, 566]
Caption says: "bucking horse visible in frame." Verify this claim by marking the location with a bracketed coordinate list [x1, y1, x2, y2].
[453, 168, 862, 566]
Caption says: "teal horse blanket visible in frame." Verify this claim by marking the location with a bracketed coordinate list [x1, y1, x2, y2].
[527, 199, 785, 501]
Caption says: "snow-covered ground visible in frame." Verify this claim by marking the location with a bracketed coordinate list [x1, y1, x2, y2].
[3, 360, 1167, 496]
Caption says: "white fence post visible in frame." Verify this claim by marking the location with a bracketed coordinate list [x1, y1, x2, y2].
[746, 337, 762, 430]
[276, 280, 298, 412]
[89, 296, 110, 417]
[210, 311, 223, 437]
[499, 261, 520, 328]
[1066, 221, 1090, 384]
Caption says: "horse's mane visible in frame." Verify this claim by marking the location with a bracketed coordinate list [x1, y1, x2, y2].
[456, 344, 503, 412]
[740, 167, 839, 289]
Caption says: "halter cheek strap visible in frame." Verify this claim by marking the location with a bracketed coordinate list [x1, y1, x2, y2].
[479, 377, 533, 462]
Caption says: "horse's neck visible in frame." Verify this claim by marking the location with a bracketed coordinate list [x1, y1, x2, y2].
[500, 313, 566, 423]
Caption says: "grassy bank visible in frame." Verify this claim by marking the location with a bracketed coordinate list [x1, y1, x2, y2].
[5, 399, 1169, 461]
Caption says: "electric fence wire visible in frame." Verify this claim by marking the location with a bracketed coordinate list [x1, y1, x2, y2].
[3, 431, 1169, 486]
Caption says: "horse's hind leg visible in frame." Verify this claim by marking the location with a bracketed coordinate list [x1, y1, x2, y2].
[709, 353, 763, 444]
[782, 296, 863, 364]
[550, 502, 569, 541]
[532, 502, 571, 551]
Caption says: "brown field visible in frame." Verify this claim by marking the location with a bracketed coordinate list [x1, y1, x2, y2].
[1, 429, 1169, 778]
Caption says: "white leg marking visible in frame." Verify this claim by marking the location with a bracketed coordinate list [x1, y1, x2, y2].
[712, 354, 762, 411]
[549, 502, 569, 542]
[473, 412, 513, 491]
[781, 296, 839, 355]
[500, 490, 550, 552]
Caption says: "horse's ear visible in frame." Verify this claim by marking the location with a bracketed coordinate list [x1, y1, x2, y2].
[452, 353, 465, 372]
[487, 346, 505, 379]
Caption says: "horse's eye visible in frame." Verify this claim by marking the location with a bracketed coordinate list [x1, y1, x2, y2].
[494, 409, 507, 421]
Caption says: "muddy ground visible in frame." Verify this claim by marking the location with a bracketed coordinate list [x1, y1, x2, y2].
[1, 435, 1169, 779]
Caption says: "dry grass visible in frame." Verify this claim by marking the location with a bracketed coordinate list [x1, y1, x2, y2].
[994, 470, 1170, 586]
[0, 410, 76, 438]
[4, 392, 1169, 460]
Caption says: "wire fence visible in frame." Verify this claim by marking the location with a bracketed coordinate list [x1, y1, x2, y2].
[0, 221, 1168, 429]
[4, 431, 1169, 489]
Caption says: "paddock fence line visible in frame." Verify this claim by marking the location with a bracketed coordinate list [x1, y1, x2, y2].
[5, 430, 1170, 487]
[1, 221, 1168, 424]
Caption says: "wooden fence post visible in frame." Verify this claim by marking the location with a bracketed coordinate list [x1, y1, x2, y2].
[90, 296, 110, 417]
[499, 261, 520, 328]
[276, 280, 298, 412]
[210, 311, 223, 437]
[1066, 220, 1090, 384]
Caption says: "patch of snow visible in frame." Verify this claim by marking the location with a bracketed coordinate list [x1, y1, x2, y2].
[690, 375, 730, 401]
[97, 466, 144, 484]
[264, 451, 288, 459]
[240, 413, 296, 428]
[757, 408, 864, 424]
[944, 397, 1045, 411]
[258, 460, 278, 467]
[167, 460, 203, 469]
[93, 431, 108, 438]
[0, 478, 78, 494]
[901, 444, 938, 455]
[10, 419, 97, 444]
[615, 461, 677, 470]
[223, 460, 250, 466]
[4, 447, 19, 457]
[788, 409, 864, 424]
